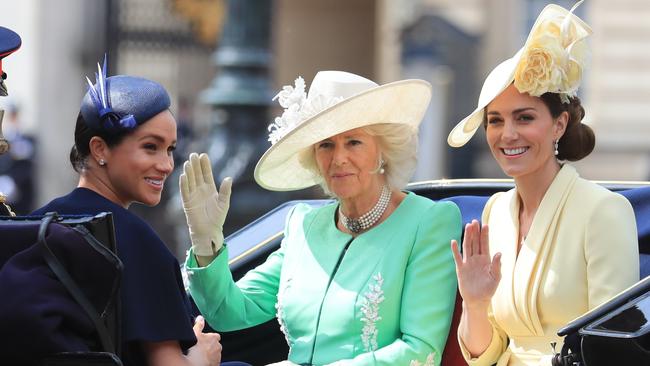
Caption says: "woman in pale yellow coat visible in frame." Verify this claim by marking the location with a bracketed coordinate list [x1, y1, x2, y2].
[446, 3, 639, 366]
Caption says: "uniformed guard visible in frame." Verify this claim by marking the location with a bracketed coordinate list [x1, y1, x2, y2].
[0, 25, 22, 216]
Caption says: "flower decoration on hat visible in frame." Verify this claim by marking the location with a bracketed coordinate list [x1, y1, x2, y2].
[267, 77, 343, 144]
[513, 0, 589, 103]
[85, 56, 137, 132]
[447, 1, 593, 148]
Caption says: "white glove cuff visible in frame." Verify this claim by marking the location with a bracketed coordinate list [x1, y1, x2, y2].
[191, 236, 215, 257]
[211, 231, 225, 253]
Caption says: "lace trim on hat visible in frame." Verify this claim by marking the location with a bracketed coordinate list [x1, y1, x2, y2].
[267, 77, 343, 144]
[360, 272, 385, 352]
[409, 352, 436, 366]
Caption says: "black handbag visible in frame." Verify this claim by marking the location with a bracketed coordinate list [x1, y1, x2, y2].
[0, 212, 123, 366]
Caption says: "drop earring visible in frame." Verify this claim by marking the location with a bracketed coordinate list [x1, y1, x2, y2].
[378, 158, 385, 174]
[554, 140, 559, 156]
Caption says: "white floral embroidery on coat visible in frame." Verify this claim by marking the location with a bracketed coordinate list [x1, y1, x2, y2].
[276, 278, 293, 348]
[360, 272, 385, 352]
[409, 352, 436, 366]
[181, 251, 192, 292]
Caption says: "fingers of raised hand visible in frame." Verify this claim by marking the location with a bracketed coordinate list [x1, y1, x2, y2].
[217, 177, 232, 210]
[491, 252, 502, 282]
[479, 223, 490, 257]
[462, 220, 479, 258]
[199, 153, 215, 187]
[189, 153, 202, 187]
[184, 159, 196, 193]
[470, 220, 482, 257]
[180, 173, 190, 202]
[451, 240, 462, 267]
[461, 223, 471, 259]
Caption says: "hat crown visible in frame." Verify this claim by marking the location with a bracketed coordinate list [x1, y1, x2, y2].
[81, 75, 170, 133]
[307, 71, 378, 101]
[267, 71, 379, 145]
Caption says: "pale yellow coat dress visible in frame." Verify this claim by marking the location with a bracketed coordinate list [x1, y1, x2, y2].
[459, 164, 639, 366]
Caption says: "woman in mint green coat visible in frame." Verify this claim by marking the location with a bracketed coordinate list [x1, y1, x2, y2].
[180, 71, 461, 365]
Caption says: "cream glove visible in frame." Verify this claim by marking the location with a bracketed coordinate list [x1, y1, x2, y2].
[179, 152, 232, 257]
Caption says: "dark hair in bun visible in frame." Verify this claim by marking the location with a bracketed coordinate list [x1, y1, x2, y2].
[69, 112, 130, 173]
[540, 93, 595, 161]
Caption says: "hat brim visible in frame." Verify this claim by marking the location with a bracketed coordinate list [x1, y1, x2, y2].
[447, 4, 593, 148]
[447, 56, 518, 147]
[254, 79, 432, 191]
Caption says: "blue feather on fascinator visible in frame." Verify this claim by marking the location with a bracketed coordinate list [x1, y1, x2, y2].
[84, 56, 136, 131]
[80, 55, 170, 133]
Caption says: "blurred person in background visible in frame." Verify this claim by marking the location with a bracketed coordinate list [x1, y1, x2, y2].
[0, 102, 36, 214]
[173, 96, 196, 168]
[0, 25, 22, 216]
[447, 3, 639, 365]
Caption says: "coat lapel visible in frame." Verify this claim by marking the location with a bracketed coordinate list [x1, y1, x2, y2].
[512, 164, 578, 335]
[488, 190, 530, 332]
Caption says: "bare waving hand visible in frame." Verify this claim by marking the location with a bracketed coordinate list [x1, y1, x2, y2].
[451, 220, 502, 306]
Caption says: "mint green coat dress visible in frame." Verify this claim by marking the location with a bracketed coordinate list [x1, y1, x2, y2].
[186, 193, 461, 365]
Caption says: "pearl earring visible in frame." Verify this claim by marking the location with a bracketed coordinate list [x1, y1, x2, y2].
[99, 159, 106, 166]
[554, 140, 559, 156]
[378, 158, 385, 174]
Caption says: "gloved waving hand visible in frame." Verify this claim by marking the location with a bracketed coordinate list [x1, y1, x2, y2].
[180, 152, 232, 257]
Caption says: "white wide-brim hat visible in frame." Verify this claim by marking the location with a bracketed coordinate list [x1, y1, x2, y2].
[254, 70, 432, 191]
[448, 2, 592, 147]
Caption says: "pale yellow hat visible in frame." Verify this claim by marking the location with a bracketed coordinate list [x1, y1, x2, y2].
[448, 2, 592, 147]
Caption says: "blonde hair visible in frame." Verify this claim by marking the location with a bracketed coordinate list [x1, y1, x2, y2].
[298, 123, 419, 196]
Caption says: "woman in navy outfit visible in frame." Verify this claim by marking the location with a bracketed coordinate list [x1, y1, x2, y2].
[32, 60, 244, 366]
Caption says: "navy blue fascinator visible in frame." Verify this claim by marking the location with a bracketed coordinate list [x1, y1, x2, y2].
[80, 58, 170, 133]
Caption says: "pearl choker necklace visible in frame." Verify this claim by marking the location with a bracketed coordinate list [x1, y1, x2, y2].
[339, 185, 392, 234]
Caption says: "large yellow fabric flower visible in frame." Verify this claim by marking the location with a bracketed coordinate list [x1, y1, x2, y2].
[514, 33, 568, 97]
[513, 13, 587, 103]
